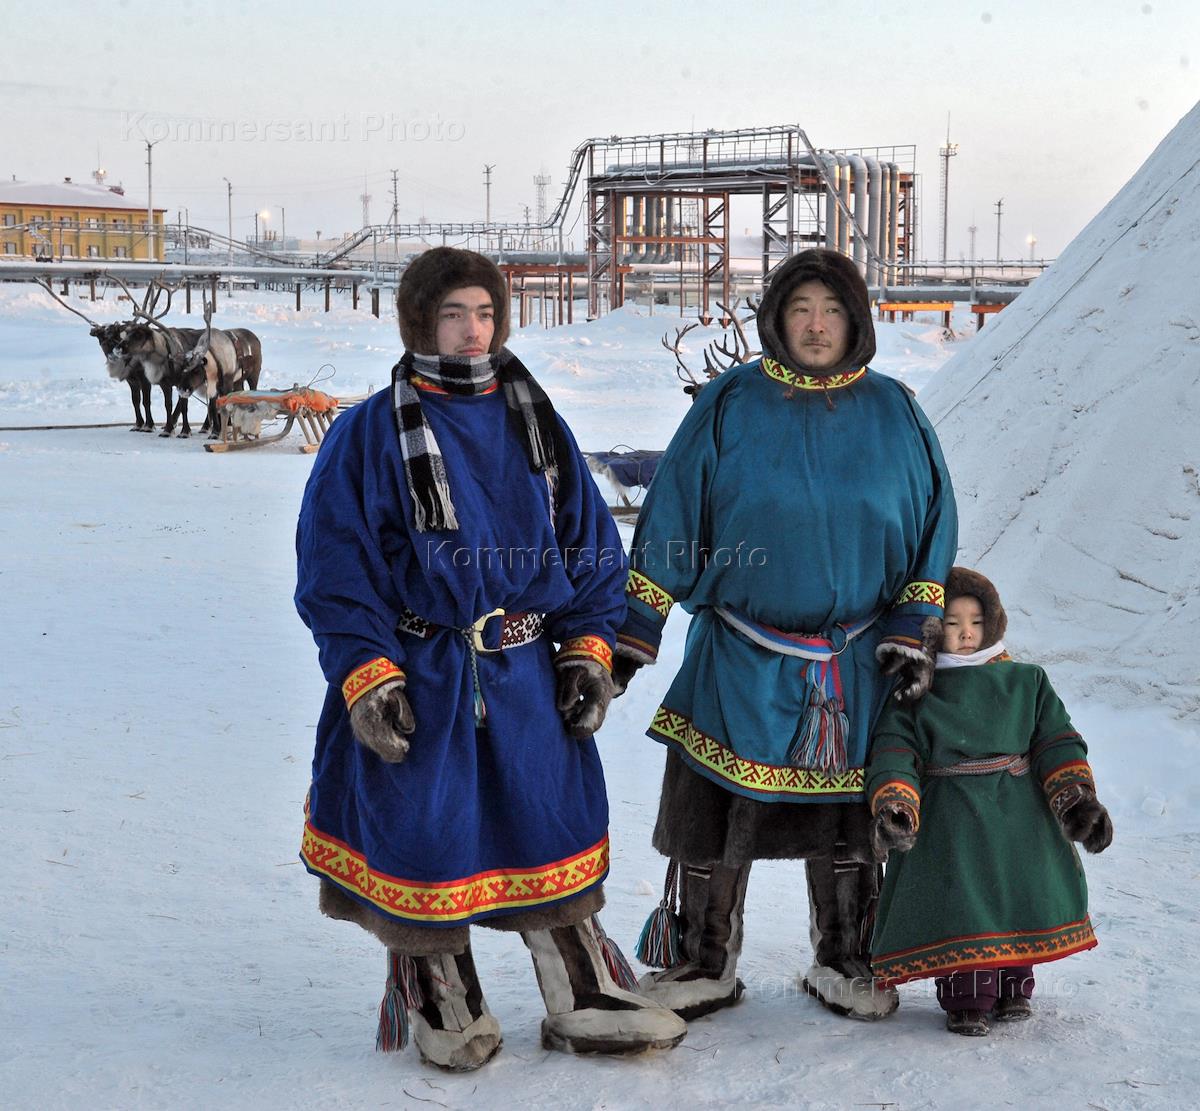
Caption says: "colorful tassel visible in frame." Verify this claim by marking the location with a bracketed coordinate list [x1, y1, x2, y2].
[786, 661, 849, 772]
[635, 859, 682, 969]
[376, 951, 423, 1053]
[591, 914, 641, 991]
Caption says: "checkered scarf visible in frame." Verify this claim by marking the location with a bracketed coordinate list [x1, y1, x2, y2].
[391, 348, 560, 532]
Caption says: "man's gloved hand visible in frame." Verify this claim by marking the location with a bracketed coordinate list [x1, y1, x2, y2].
[1060, 793, 1114, 854]
[877, 617, 942, 704]
[611, 654, 644, 697]
[556, 659, 614, 738]
[348, 680, 415, 763]
[870, 803, 918, 860]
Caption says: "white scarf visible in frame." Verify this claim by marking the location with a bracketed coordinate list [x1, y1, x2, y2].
[935, 641, 1008, 670]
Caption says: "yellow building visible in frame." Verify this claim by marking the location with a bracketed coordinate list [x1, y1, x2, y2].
[0, 178, 166, 261]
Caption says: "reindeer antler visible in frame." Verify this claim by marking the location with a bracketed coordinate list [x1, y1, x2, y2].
[661, 321, 708, 389]
[108, 273, 174, 331]
[35, 279, 100, 328]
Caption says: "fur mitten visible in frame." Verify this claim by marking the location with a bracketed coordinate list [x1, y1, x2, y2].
[870, 803, 918, 860]
[556, 659, 614, 738]
[349, 680, 415, 762]
[876, 616, 942, 704]
[1060, 793, 1114, 854]
[611, 654, 644, 697]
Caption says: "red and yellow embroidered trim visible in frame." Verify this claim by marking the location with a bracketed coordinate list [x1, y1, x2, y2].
[896, 581, 946, 608]
[627, 569, 674, 620]
[761, 358, 867, 391]
[617, 632, 658, 662]
[557, 634, 613, 672]
[873, 916, 1098, 986]
[1043, 759, 1095, 803]
[871, 780, 921, 823]
[342, 657, 404, 710]
[650, 706, 864, 797]
[301, 823, 609, 922]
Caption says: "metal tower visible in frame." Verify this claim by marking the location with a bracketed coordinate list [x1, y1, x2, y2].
[938, 116, 958, 263]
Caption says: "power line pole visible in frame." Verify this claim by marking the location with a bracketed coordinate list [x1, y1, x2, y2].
[360, 179, 372, 228]
[483, 164, 495, 248]
[994, 197, 1004, 261]
[938, 114, 957, 264]
[223, 177, 233, 265]
[390, 168, 400, 260]
[968, 222, 977, 263]
[144, 139, 159, 262]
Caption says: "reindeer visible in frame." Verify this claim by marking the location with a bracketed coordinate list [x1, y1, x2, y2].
[662, 297, 761, 400]
[36, 279, 168, 432]
[169, 298, 262, 439]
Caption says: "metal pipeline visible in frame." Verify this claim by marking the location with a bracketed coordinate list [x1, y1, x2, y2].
[866, 156, 882, 286]
[835, 153, 851, 256]
[846, 154, 868, 277]
[821, 154, 840, 250]
[887, 162, 901, 284]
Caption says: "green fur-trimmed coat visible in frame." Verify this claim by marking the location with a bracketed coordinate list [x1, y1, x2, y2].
[866, 660, 1098, 984]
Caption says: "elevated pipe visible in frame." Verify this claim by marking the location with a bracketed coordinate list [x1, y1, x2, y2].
[835, 153, 851, 256]
[865, 156, 883, 286]
[846, 154, 868, 278]
[887, 162, 901, 284]
[821, 154, 840, 250]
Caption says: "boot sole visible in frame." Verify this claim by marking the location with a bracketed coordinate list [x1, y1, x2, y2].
[673, 978, 746, 1022]
[540, 1026, 687, 1056]
[801, 977, 899, 1022]
[415, 1035, 503, 1072]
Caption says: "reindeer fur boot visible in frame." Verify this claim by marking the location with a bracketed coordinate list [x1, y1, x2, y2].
[523, 921, 687, 1055]
[637, 862, 750, 1021]
[407, 947, 503, 1072]
[801, 855, 899, 1021]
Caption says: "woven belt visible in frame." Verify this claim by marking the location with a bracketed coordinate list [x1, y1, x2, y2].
[925, 753, 1030, 778]
[715, 605, 879, 659]
[396, 607, 544, 653]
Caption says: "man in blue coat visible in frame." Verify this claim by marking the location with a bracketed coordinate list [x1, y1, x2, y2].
[296, 248, 685, 1069]
[616, 249, 958, 1022]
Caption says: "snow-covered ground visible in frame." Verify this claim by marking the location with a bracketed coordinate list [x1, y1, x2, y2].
[2, 276, 1196, 1109]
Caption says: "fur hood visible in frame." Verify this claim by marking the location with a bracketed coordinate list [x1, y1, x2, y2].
[756, 248, 876, 376]
[396, 247, 511, 356]
[944, 566, 1008, 650]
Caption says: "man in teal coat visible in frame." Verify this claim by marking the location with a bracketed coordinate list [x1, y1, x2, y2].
[616, 249, 958, 1021]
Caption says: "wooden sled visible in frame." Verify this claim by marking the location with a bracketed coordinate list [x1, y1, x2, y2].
[205, 387, 339, 454]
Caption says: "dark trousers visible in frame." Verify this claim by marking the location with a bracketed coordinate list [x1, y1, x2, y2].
[935, 966, 1036, 1013]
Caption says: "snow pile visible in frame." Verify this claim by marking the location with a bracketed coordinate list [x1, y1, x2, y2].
[921, 101, 1200, 716]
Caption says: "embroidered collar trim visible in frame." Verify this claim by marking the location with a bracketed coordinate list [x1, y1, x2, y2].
[760, 357, 867, 391]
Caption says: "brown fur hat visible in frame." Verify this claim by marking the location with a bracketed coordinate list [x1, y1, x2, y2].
[756, 248, 876, 376]
[945, 566, 1008, 649]
[396, 247, 510, 355]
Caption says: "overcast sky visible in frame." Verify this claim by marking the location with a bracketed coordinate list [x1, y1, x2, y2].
[3, 0, 1196, 258]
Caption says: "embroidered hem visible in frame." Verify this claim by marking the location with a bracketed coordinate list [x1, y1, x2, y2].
[1043, 760, 1096, 807]
[342, 657, 405, 710]
[301, 822, 610, 924]
[873, 916, 1098, 986]
[649, 705, 864, 799]
[871, 779, 921, 822]
[557, 634, 614, 671]
[760, 358, 867, 391]
[627, 568, 674, 619]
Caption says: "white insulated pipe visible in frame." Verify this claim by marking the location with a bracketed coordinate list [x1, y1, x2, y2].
[846, 154, 868, 278]
[821, 154, 840, 250]
[887, 162, 901, 284]
[835, 153, 851, 256]
[866, 156, 883, 286]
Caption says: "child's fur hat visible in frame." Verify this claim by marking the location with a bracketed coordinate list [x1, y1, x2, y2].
[396, 247, 510, 355]
[945, 566, 1008, 649]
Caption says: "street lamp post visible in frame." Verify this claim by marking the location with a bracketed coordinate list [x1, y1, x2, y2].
[222, 178, 233, 264]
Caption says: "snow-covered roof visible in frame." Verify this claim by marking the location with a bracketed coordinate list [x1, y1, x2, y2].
[0, 179, 164, 212]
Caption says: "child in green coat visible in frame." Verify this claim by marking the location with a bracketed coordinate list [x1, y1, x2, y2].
[865, 567, 1113, 1035]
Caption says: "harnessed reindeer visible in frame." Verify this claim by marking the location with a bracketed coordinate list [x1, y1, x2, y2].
[36, 279, 171, 432]
[169, 297, 263, 440]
